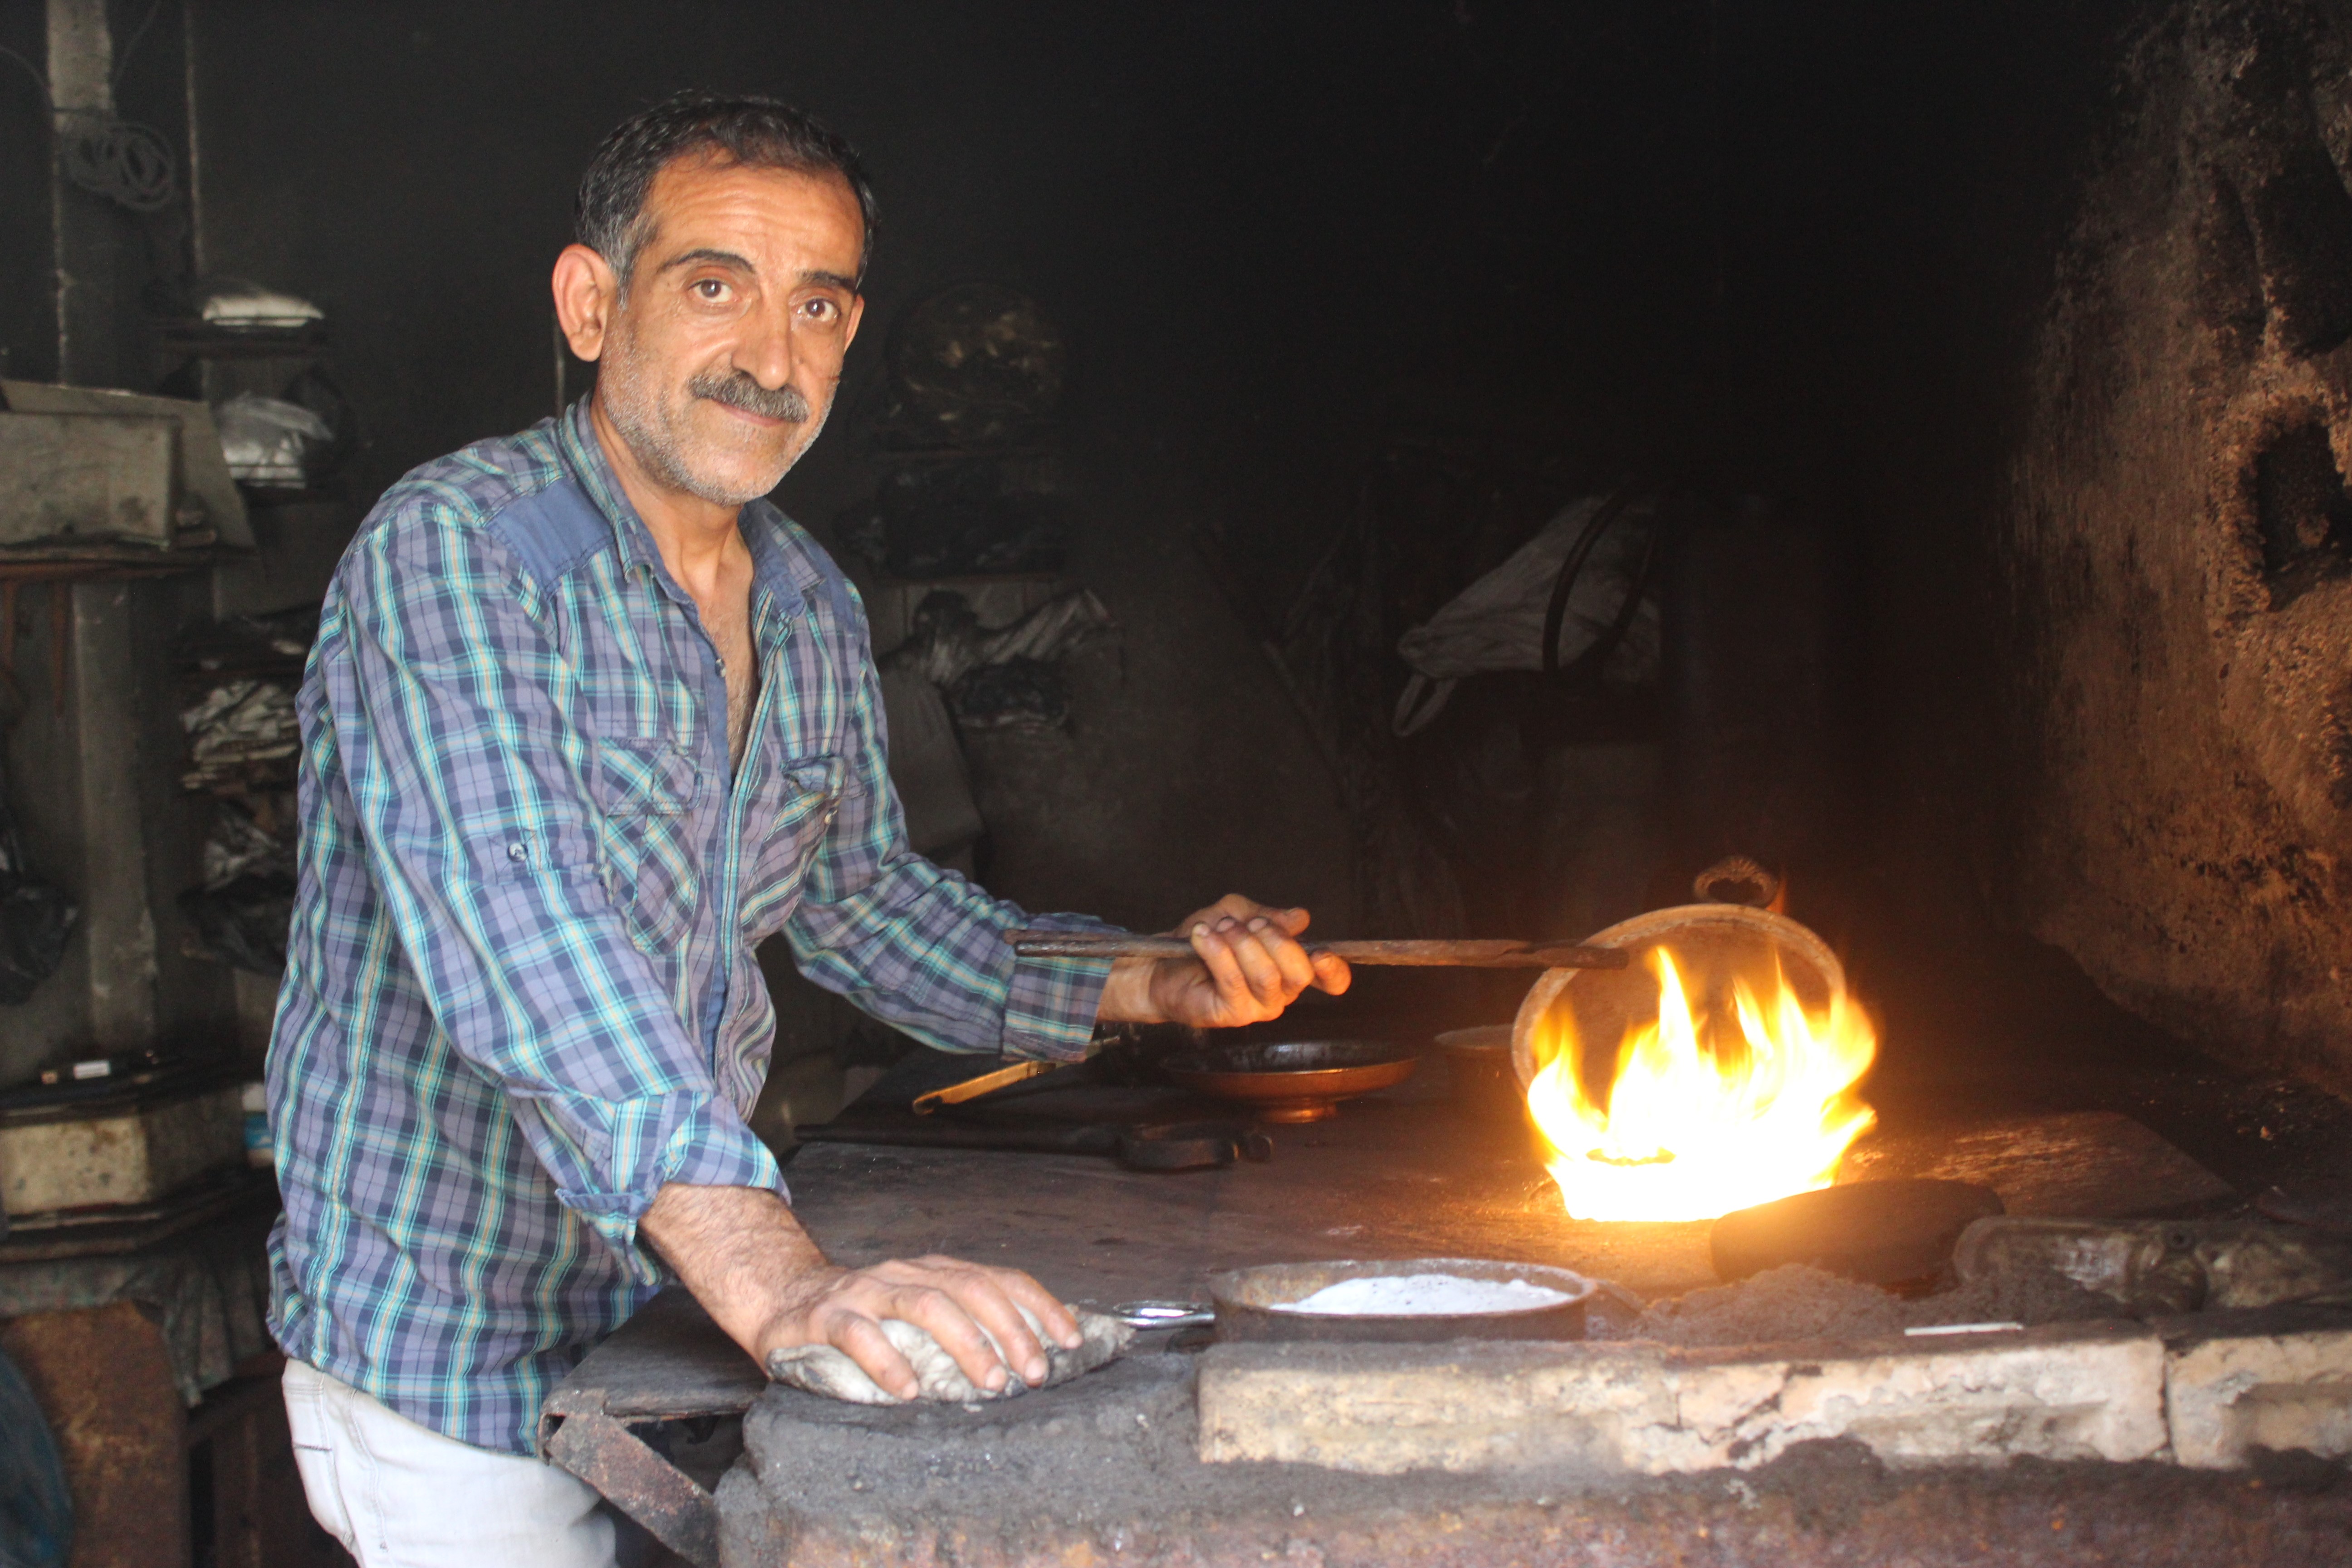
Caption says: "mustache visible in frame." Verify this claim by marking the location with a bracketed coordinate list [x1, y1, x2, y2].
[689, 371, 810, 423]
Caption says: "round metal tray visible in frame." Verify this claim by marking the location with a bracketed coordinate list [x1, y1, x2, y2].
[1158, 1039, 1418, 1124]
[1510, 903, 1847, 1091]
[1208, 1256, 1597, 1343]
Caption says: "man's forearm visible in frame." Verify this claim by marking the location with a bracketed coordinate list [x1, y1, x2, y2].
[1094, 955, 1159, 1023]
[639, 1181, 1079, 1400]
[640, 1183, 835, 1358]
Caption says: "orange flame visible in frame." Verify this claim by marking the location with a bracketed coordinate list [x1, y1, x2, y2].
[1524, 947, 1877, 1221]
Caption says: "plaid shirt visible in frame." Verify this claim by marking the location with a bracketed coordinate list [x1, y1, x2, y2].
[266, 401, 1115, 1453]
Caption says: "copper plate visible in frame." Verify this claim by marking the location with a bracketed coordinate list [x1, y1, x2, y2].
[1158, 1039, 1418, 1123]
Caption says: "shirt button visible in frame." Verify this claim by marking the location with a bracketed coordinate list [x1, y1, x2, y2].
[507, 842, 527, 863]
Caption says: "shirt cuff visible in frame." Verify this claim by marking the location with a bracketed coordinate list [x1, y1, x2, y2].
[1001, 912, 1124, 1062]
[553, 1092, 786, 1284]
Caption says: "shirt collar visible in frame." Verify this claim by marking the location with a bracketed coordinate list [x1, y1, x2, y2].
[737, 499, 808, 631]
[557, 397, 669, 584]
[556, 395, 807, 627]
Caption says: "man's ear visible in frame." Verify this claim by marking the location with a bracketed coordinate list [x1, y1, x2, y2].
[553, 244, 620, 362]
[843, 293, 867, 352]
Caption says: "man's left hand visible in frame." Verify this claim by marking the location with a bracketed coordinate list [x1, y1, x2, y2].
[1095, 894, 1351, 1027]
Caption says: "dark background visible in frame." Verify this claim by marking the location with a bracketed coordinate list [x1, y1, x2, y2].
[7, 0, 2234, 1107]
[0, 0, 2132, 586]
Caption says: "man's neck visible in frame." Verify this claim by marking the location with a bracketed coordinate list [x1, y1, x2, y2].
[587, 392, 744, 598]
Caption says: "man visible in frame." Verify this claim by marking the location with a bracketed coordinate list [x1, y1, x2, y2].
[267, 92, 1347, 1567]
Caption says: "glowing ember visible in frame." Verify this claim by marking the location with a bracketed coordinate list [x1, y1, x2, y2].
[1524, 947, 1877, 1221]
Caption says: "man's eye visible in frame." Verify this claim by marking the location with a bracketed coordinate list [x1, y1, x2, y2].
[693, 279, 730, 301]
[803, 299, 837, 322]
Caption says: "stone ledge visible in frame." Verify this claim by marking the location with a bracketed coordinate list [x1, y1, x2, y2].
[2159, 1308, 2352, 1470]
[1197, 1322, 2170, 1475]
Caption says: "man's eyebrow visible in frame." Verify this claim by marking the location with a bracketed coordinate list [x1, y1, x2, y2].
[651, 253, 858, 292]
[656, 247, 755, 274]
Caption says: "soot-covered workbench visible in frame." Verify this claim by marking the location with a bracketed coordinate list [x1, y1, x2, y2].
[537, 1057, 2345, 1568]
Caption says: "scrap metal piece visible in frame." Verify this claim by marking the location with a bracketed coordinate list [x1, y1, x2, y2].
[1711, 1179, 2005, 1287]
[537, 1289, 764, 1568]
[1117, 1121, 1272, 1170]
[2256, 1178, 2352, 1237]
[1110, 1301, 1215, 1330]
[1953, 1216, 2352, 1315]
[544, 1409, 717, 1568]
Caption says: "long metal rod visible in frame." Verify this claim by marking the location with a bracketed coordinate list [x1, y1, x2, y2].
[1005, 931, 1628, 970]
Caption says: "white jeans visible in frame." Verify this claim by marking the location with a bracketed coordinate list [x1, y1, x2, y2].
[282, 1358, 617, 1568]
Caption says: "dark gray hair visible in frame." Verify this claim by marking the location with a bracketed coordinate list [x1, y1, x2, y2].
[574, 90, 877, 285]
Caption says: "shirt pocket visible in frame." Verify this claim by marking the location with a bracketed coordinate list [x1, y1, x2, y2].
[591, 735, 702, 955]
[740, 754, 844, 936]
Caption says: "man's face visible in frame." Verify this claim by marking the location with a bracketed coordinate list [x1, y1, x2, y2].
[587, 156, 866, 507]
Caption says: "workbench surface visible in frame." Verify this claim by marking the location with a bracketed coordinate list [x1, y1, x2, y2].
[547, 1070, 2240, 1436]
[539, 1077, 2273, 1568]
[788, 1075, 2232, 1307]
[793, 1081, 1710, 1302]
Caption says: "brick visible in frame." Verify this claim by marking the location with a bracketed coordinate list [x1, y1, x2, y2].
[1196, 1322, 2168, 1475]
[1196, 1339, 1673, 1475]
[2166, 1325, 2352, 1469]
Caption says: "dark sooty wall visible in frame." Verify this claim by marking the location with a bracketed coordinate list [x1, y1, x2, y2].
[154, 2, 2352, 1085]
[185, 0, 1735, 550]
[180, 0, 1751, 947]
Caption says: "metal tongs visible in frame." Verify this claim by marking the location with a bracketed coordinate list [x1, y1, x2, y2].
[1005, 930, 1629, 969]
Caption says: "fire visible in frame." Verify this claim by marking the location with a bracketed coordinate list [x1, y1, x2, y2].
[1524, 947, 1877, 1222]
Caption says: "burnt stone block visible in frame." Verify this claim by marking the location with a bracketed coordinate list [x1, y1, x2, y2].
[1711, 1179, 2006, 1287]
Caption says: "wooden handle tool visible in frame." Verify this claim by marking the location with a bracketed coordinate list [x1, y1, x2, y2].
[1005, 931, 1630, 970]
[910, 1058, 1065, 1116]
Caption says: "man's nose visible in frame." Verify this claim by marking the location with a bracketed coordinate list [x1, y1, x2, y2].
[735, 295, 799, 391]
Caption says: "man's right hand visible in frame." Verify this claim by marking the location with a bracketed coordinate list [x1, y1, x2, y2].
[640, 1184, 1082, 1400]
[1094, 895, 1352, 1028]
[754, 1252, 1081, 1398]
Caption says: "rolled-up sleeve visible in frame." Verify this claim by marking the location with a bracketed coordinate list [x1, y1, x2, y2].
[785, 587, 1121, 1063]
[324, 510, 781, 1281]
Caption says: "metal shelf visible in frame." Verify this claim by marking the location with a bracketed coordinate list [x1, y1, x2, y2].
[0, 546, 238, 584]
[147, 319, 329, 361]
[235, 483, 342, 507]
